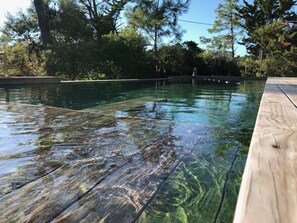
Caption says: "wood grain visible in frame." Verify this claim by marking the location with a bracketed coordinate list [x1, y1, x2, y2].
[271, 77, 297, 108]
[234, 77, 297, 223]
[82, 97, 167, 115]
[0, 101, 204, 223]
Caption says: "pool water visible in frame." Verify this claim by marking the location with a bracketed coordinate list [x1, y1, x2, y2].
[0, 80, 265, 223]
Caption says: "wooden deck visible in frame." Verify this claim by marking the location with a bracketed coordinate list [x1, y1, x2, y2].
[234, 77, 297, 223]
[0, 99, 210, 222]
[0, 91, 252, 222]
[0, 79, 269, 222]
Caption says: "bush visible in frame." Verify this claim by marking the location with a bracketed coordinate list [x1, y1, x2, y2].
[199, 51, 240, 76]
[238, 57, 259, 77]
[51, 28, 151, 80]
[3, 43, 46, 76]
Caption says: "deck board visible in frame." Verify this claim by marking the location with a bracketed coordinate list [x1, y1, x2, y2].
[0, 102, 205, 223]
[271, 77, 297, 108]
[82, 97, 167, 116]
[234, 77, 297, 223]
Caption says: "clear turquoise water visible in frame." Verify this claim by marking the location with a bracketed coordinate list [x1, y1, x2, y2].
[0, 80, 265, 222]
[0, 80, 263, 128]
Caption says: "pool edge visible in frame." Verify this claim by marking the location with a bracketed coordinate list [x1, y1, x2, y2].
[234, 77, 297, 223]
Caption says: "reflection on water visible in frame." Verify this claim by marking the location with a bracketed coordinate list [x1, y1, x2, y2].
[0, 80, 265, 223]
[0, 82, 158, 109]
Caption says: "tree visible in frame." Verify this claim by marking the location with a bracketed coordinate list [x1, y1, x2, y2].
[1, 6, 46, 76]
[126, 0, 189, 75]
[54, 0, 93, 42]
[182, 41, 204, 74]
[237, 0, 265, 56]
[78, 0, 129, 36]
[238, 0, 297, 56]
[157, 41, 204, 76]
[201, 0, 242, 59]
[33, 0, 55, 75]
[237, 0, 297, 76]
[34, 0, 52, 46]
[2, 0, 132, 78]
[1, 8, 39, 43]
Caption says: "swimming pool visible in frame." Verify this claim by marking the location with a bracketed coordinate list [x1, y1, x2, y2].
[0, 80, 265, 222]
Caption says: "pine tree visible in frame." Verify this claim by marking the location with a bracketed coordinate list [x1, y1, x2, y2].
[126, 0, 189, 75]
[202, 0, 242, 59]
[238, 0, 297, 56]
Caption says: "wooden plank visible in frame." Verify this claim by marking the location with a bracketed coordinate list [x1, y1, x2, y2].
[50, 128, 203, 223]
[269, 77, 297, 108]
[234, 77, 297, 223]
[0, 157, 124, 223]
[0, 102, 205, 222]
[82, 97, 167, 116]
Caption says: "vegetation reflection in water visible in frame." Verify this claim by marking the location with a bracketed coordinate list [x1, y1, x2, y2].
[0, 80, 265, 223]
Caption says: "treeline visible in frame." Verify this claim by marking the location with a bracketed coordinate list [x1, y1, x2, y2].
[238, 0, 297, 77]
[1, 0, 297, 79]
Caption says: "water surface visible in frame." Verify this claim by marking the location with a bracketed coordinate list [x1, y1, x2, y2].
[0, 80, 265, 223]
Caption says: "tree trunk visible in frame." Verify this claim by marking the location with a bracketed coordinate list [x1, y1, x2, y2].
[153, 26, 159, 76]
[153, 0, 160, 76]
[230, 13, 235, 60]
[34, 0, 55, 76]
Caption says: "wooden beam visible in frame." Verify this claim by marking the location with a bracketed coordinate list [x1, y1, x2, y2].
[234, 77, 297, 223]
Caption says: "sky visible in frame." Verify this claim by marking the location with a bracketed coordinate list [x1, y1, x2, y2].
[0, 0, 247, 55]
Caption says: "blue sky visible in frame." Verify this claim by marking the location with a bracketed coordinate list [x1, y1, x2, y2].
[179, 0, 248, 56]
[0, 0, 247, 55]
[180, 0, 221, 42]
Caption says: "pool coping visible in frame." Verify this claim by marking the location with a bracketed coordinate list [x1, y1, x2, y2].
[234, 77, 297, 223]
[0, 75, 267, 85]
[0, 76, 61, 85]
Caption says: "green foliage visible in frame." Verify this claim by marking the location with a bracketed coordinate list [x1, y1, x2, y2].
[102, 28, 151, 78]
[158, 44, 186, 75]
[157, 41, 241, 77]
[237, 57, 260, 77]
[54, 0, 93, 42]
[201, 0, 242, 59]
[51, 28, 151, 80]
[158, 41, 204, 76]
[1, 0, 151, 79]
[238, 48, 297, 77]
[2, 8, 39, 43]
[199, 51, 240, 76]
[4, 0, 297, 78]
[126, 0, 189, 44]
[261, 54, 297, 77]
[3, 43, 46, 76]
[237, 0, 297, 76]
[126, 0, 189, 74]
[253, 20, 297, 55]
[238, 0, 297, 56]
[78, 0, 128, 36]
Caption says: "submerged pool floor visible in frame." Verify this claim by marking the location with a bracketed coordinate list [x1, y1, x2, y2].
[0, 81, 264, 223]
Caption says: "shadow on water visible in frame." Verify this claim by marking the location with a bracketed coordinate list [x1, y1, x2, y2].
[0, 81, 159, 109]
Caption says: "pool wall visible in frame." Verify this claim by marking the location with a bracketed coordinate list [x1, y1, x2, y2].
[0, 76, 61, 85]
[0, 75, 266, 85]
